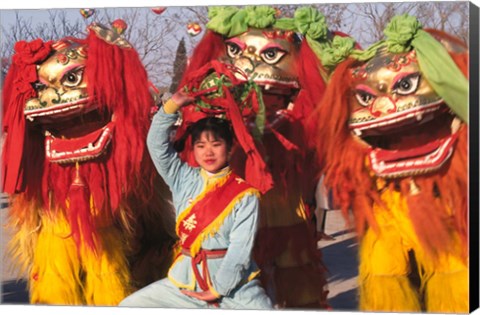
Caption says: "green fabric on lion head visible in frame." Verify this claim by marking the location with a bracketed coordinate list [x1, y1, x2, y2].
[324, 14, 468, 123]
[384, 14, 468, 123]
[207, 6, 277, 38]
[383, 14, 422, 53]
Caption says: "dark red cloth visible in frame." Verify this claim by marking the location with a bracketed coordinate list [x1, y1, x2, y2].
[2, 39, 53, 194]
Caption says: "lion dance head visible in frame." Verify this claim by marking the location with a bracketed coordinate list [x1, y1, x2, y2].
[314, 14, 469, 260]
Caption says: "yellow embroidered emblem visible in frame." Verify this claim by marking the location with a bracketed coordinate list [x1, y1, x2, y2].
[179, 233, 188, 244]
[183, 214, 197, 231]
[235, 177, 245, 184]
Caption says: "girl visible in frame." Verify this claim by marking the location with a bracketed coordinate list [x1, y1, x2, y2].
[119, 92, 272, 309]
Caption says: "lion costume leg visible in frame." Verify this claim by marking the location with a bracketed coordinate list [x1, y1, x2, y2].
[29, 212, 133, 305]
[358, 228, 421, 312]
[82, 225, 133, 305]
[256, 197, 328, 308]
[30, 214, 84, 305]
[424, 264, 468, 313]
[360, 189, 468, 312]
[417, 242, 468, 313]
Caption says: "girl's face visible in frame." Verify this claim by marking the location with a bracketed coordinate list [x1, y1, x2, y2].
[193, 131, 229, 173]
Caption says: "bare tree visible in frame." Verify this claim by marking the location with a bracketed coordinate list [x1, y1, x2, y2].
[0, 8, 182, 88]
[165, 7, 208, 51]
[345, 1, 468, 47]
[1, 57, 9, 79]
[414, 1, 469, 44]
[1, 10, 83, 57]
[0, 3, 470, 89]
[183, 6, 210, 25]
[315, 3, 356, 35]
[348, 2, 418, 46]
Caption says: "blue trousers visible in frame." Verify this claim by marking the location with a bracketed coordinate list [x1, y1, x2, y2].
[119, 278, 273, 310]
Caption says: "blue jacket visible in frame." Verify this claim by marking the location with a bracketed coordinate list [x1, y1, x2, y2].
[146, 107, 261, 297]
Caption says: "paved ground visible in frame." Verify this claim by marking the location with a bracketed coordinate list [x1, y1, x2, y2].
[1, 194, 29, 304]
[318, 209, 359, 311]
[1, 193, 359, 309]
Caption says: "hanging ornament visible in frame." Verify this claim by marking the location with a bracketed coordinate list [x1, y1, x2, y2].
[152, 7, 167, 15]
[80, 8, 95, 19]
[187, 22, 202, 37]
[111, 19, 128, 35]
[273, 7, 282, 17]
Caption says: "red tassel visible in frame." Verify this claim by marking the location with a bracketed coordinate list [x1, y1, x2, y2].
[223, 86, 273, 194]
[67, 164, 97, 252]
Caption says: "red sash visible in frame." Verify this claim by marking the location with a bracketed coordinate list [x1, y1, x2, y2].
[176, 171, 258, 257]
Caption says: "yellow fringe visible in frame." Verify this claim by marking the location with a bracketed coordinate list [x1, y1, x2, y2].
[374, 189, 418, 247]
[419, 243, 469, 313]
[81, 226, 132, 305]
[358, 224, 421, 312]
[359, 274, 422, 312]
[167, 255, 196, 290]
[247, 270, 261, 281]
[424, 268, 468, 313]
[28, 206, 132, 305]
[190, 188, 259, 257]
[6, 196, 42, 280]
[358, 189, 469, 312]
[30, 214, 84, 305]
[295, 199, 308, 221]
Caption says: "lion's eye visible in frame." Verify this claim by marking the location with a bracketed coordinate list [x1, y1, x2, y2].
[392, 72, 420, 96]
[226, 42, 243, 58]
[355, 90, 376, 107]
[260, 47, 286, 65]
[61, 67, 84, 87]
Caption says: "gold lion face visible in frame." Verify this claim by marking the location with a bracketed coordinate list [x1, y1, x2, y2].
[222, 28, 300, 90]
[23, 38, 113, 164]
[349, 49, 443, 134]
[347, 48, 461, 178]
[24, 39, 91, 123]
[220, 27, 303, 127]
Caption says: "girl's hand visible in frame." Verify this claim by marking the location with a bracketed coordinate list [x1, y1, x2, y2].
[171, 90, 195, 107]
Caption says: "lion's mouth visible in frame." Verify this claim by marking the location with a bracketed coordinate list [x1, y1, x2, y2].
[352, 106, 461, 178]
[45, 120, 114, 164]
[367, 132, 458, 178]
[25, 97, 95, 123]
[34, 106, 114, 164]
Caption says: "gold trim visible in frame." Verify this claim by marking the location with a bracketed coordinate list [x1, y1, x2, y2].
[247, 270, 261, 282]
[167, 254, 196, 290]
